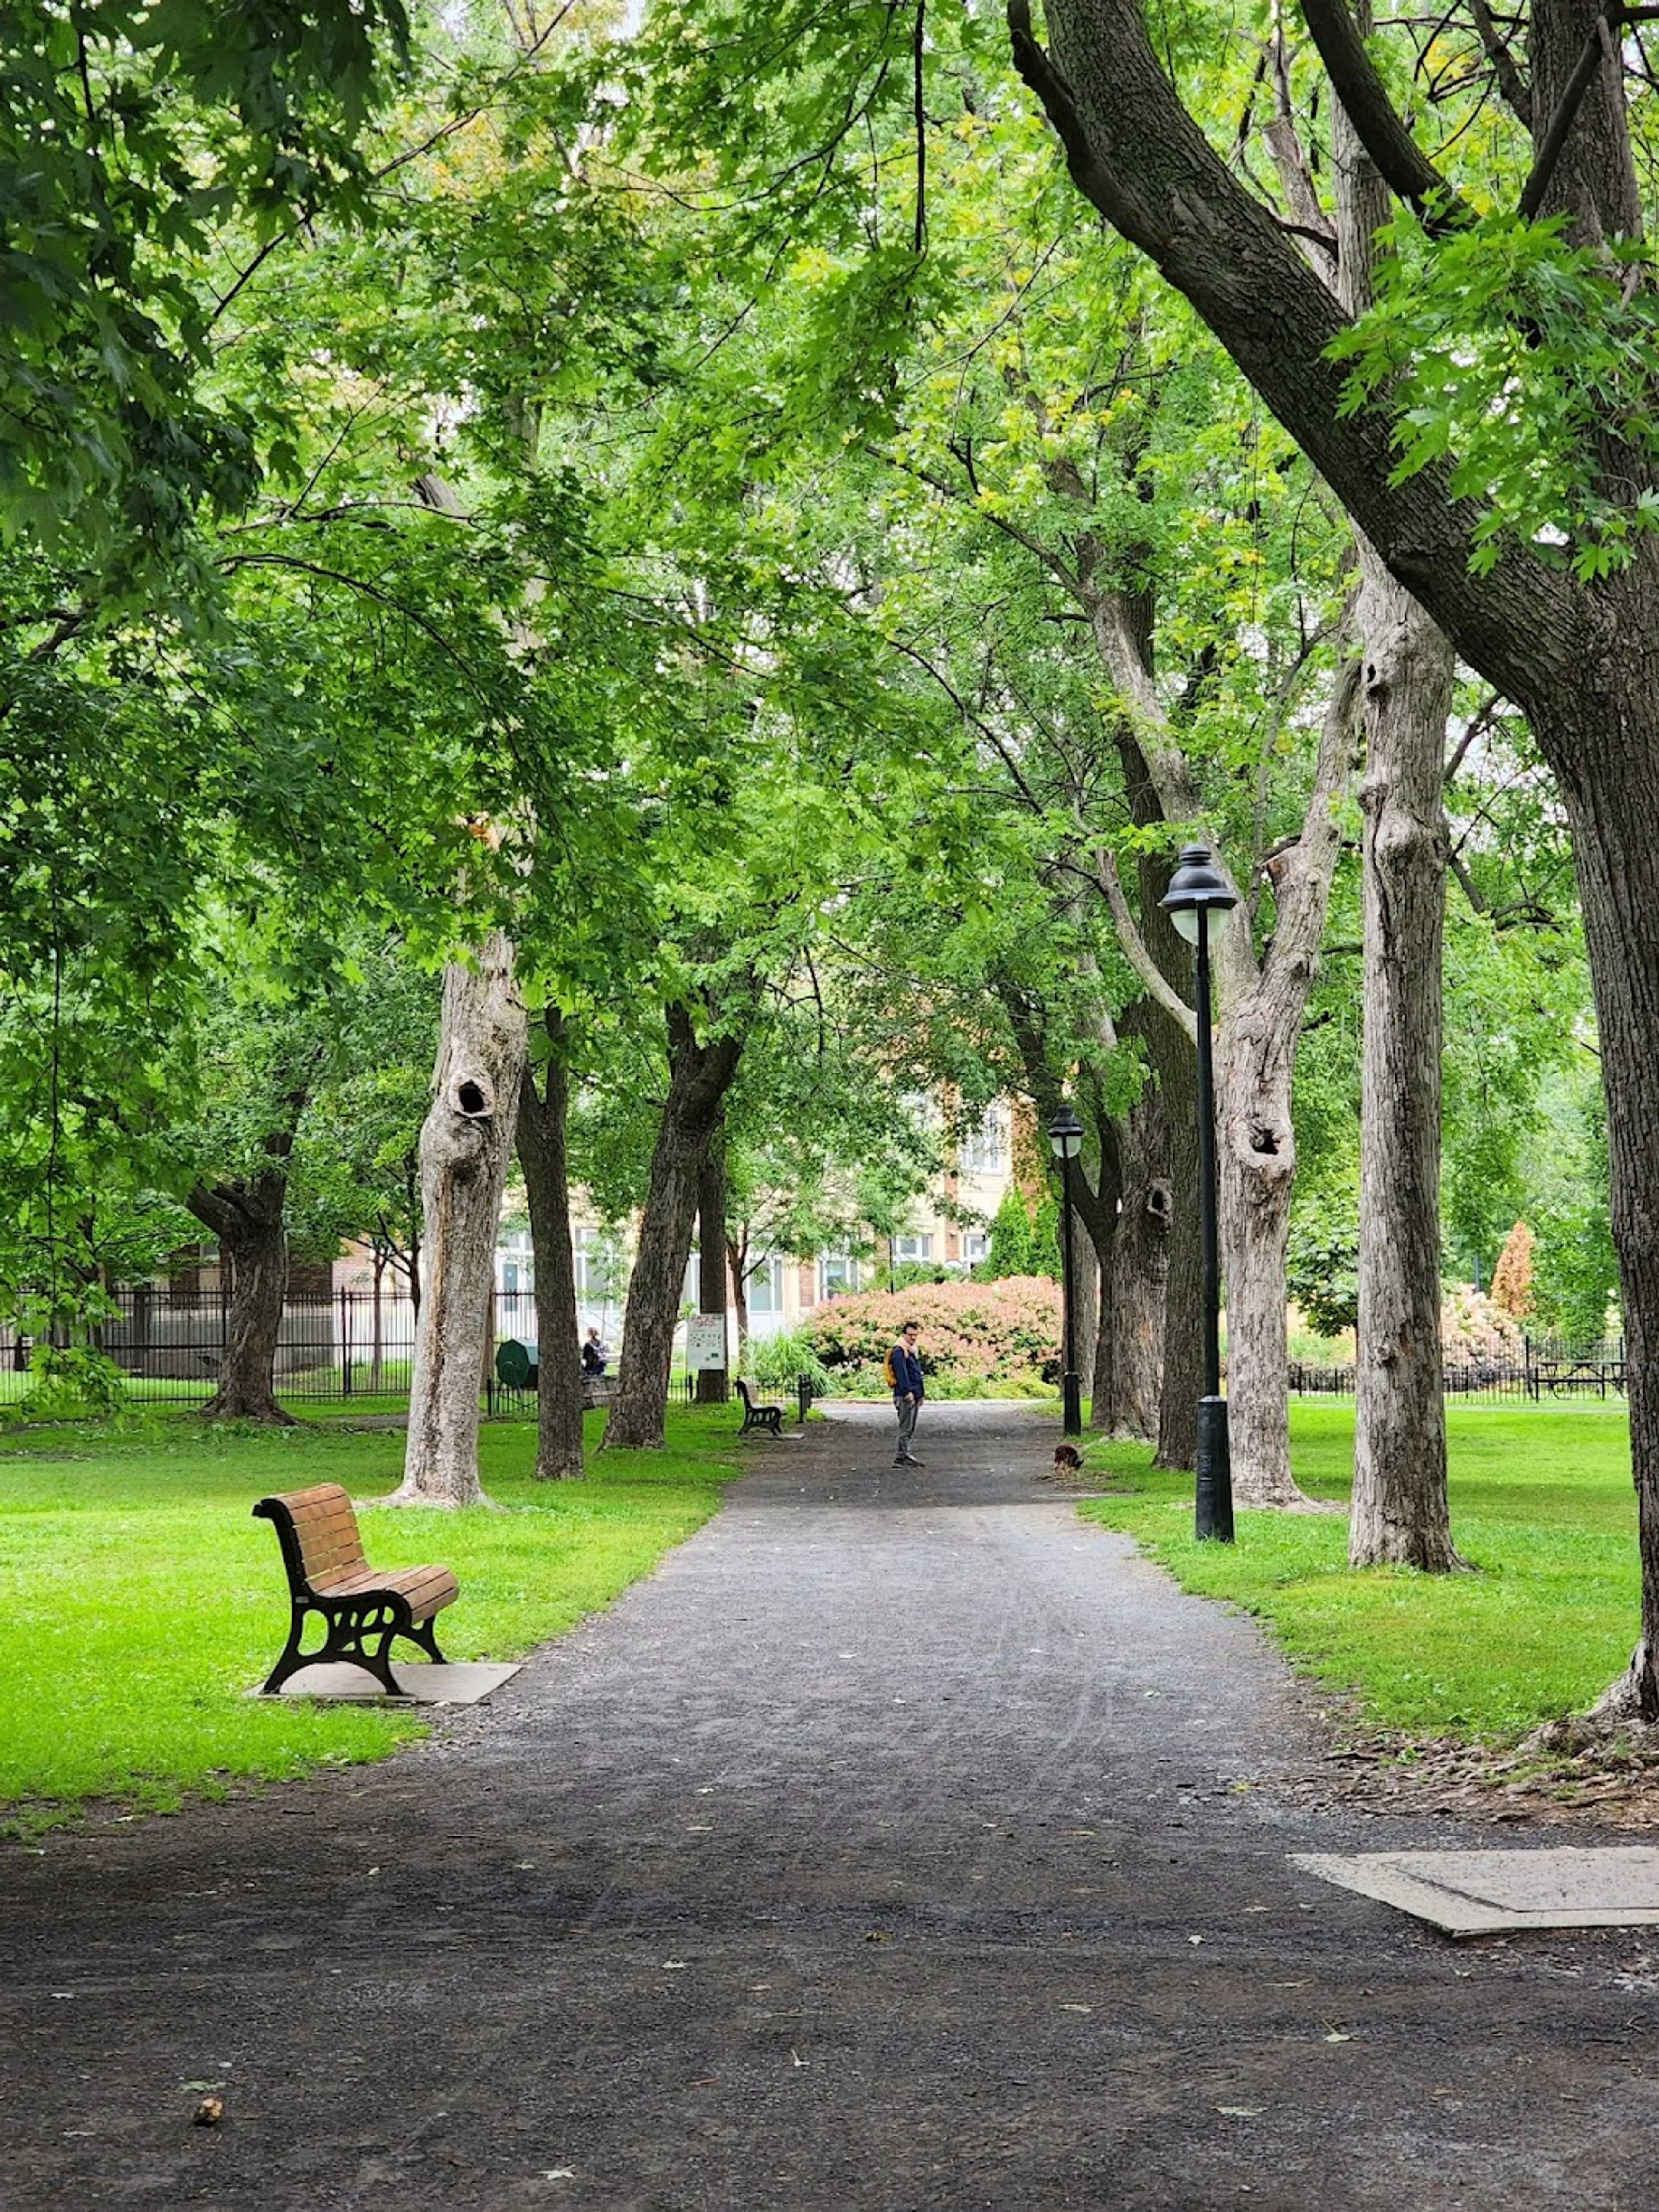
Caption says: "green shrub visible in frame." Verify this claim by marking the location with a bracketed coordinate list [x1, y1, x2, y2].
[748, 1328, 833, 1395]
[804, 1276, 1060, 1397]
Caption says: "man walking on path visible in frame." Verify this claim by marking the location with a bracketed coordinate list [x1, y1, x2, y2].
[886, 1319, 925, 1466]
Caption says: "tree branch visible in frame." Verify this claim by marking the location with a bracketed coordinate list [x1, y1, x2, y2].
[1466, 0, 1532, 126]
[1090, 849, 1197, 1043]
[1297, 0, 1474, 229]
[1007, 0, 1577, 701]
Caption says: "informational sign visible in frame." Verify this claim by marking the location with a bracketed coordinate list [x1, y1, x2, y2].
[685, 1314, 728, 1372]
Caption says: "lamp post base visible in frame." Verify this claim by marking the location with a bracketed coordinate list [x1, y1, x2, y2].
[1195, 1395, 1234, 1542]
[1062, 1370, 1082, 1437]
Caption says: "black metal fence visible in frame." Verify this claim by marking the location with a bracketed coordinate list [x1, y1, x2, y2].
[1289, 1336, 1627, 1403]
[1, 1290, 1629, 1414]
[0, 1286, 545, 1407]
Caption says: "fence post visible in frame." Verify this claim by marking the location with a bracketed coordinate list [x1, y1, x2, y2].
[340, 1286, 352, 1397]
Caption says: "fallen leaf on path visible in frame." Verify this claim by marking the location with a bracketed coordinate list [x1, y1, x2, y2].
[1217, 2107, 1263, 2117]
[191, 2097, 224, 2127]
[1060, 2003, 1093, 2014]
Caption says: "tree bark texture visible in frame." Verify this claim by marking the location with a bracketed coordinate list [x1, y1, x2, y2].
[186, 1168, 295, 1424]
[1107, 1179, 1168, 1436]
[390, 933, 527, 1508]
[516, 1011, 585, 1481]
[1071, 1202, 1100, 1405]
[1218, 659, 1361, 1507]
[1548, 627, 1659, 1713]
[1101, 1008, 1168, 1439]
[696, 1137, 731, 1404]
[1346, 553, 1458, 1566]
[1334, 69, 1461, 1569]
[605, 1004, 743, 1450]
[1146, 1000, 1201, 1472]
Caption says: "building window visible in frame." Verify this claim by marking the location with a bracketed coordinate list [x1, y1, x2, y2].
[747, 1255, 785, 1313]
[502, 1261, 519, 1293]
[574, 1228, 623, 1300]
[894, 1234, 933, 1263]
[963, 1231, 989, 1265]
[819, 1254, 859, 1299]
[960, 1104, 1008, 1175]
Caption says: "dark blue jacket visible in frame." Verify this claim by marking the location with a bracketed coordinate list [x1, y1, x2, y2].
[889, 1342, 925, 1397]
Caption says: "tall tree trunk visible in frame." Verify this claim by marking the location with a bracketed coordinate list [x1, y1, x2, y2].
[388, 933, 526, 1508]
[1071, 1202, 1100, 1410]
[371, 1251, 385, 1394]
[1149, 1009, 1201, 1473]
[1088, 1245, 1116, 1425]
[604, 1003, 743, 1449]
[186, 1166, 294, 1424]
[726, 1232, 751, 1366]
[517, 1009, 585, 1481]
[1104, 1024, 1168, 1439]
[1335, 73, 1461, 1570]
[1568, 681, 1659, 1717]
[1219, 658, 1361, 1507]
[1347, 549, 1459, 1567]
[695, 1135, 730, 1404]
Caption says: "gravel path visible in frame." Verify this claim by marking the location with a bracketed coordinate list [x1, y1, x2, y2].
[2, 1402, 1656, 2208]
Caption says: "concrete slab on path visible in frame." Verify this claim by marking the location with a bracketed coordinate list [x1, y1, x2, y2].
[1292, 1845, 1659, 1935]
[261, 1658, 520, 1703]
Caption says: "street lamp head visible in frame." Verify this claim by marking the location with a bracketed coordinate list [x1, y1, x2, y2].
[1047, 1103, 1084, 1162]
[1160, 844, 1238, 947]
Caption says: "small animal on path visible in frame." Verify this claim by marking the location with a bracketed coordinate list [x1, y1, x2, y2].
[1051, 1444, 1083, 1477]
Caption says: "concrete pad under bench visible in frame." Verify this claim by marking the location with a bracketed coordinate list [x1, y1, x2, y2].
[259, 1660, 521, 1705]
[1292, 1846, 1659, 1935]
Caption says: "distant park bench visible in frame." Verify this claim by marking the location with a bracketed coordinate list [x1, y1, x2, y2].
[734, 1378, 783, 1436]
[252, 1483, 458, 1696]
[1526, 1351, 1627, 1399]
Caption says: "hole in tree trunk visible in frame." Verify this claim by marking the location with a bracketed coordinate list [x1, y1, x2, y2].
[1249, 1123, 1281, 1155]
[455, 1079, 490, 1117]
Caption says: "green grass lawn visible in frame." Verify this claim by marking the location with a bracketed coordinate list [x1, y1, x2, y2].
[1081, 1400, 1640, 1739]
[0, 1406, 739, 1834]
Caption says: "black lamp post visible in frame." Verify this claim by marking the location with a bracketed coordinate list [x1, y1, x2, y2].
[1047, 1104, 1084, 1438]
[1160, 844, 1239, 1542]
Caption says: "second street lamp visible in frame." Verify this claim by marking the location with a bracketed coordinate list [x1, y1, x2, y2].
[1160, 844, 1239, 1542]
[1047, 1104, 1084, 1438]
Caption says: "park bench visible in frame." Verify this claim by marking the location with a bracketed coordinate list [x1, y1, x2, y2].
[251, 1483, 458, 1697]
[734, 1378, 783, 1437]
[1527, 1351, 1627, 1400]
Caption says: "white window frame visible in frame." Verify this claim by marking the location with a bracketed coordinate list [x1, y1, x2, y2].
[960, 1104, 1008, 1176]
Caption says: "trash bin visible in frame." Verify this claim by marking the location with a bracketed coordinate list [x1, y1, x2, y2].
[495, 1338, 539, 1390]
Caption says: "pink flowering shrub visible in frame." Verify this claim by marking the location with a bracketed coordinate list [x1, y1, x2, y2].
[1440, 1285, 1525, 1365]
[806, 1276, 1062, 1398]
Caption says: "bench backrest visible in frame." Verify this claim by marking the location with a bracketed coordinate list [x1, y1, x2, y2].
[253, 1483, 369, 1596]
[734, 1379, 756, 1408]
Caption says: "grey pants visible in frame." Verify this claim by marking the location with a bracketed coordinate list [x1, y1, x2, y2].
[893, 1391, 921, 1458]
